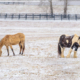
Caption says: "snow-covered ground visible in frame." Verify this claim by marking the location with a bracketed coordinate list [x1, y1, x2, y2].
[0, 21, 80, 80]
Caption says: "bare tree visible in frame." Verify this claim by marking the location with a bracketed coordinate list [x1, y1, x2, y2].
[49, 0, 53, 16]
[64, 0, 68, 15]
[39, 0, 53, 15]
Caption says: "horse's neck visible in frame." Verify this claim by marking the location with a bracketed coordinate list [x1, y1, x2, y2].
[0, 39, 4, 49]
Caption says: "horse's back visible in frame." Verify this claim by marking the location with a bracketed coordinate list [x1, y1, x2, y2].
[3, 33, 25, 45]
[59, 34, 74, 47]
[5, 33, 25, 40]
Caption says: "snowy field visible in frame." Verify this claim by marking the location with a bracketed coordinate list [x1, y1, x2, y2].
[0, 21, 80, 80]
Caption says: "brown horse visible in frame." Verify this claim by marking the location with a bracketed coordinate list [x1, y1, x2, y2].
[0, 33, 25, 56]
[58, 34, 80, 58]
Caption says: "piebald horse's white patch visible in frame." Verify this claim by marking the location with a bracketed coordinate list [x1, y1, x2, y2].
[66, 40, 69, 43]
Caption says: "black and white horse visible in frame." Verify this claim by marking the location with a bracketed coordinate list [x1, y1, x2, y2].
[58, 34, 80, 58]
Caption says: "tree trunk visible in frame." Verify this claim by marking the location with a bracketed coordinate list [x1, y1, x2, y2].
[64, 0, 67, 15]
[49, 0, 53, 16]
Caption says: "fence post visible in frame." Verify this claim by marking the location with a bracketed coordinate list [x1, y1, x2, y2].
[46, 14, 48, 20]
[54, 14, 55, 20]
[5, 14, 7, 19]
[25, 14, 27, 20]
[68, 14, 70, 20]
[32, 14, 34, 20]
[11, 14, 14, 19]
[61, 14, 62, 20]
[18, 14, 20, 20]
[75, 14, 77, 20]
[39, 14, 41, 20]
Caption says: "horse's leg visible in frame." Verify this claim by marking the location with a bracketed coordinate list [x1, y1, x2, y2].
[74, 46, 78, 58]
[67, 42, 79, 58]
[6, 46, 9, 56]
[19, 42, 22, 54]
[10, 45, 15, 56]
[74, 42, 79, 58]
[22, 42, 25, 55]
[61, 47, 65, 58]
[74, 51, 77, 58]
[23, 42, 25, 54]
[66, 48, 72, 58]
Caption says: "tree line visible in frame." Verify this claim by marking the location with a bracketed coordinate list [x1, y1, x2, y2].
[40, 0, 68, 16]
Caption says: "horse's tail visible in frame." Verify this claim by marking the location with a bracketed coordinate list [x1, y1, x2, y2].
[58, 43, 61, 57]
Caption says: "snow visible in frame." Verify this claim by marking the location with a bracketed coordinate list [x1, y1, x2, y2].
[0, 21, 80, 80]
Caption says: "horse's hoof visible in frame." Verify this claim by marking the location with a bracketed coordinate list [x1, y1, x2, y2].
[61, 56, 64, 58]
[19, 53, 21, 54]
[61, 55, 64, 58]
[66, 56, 70, 58]
[13, 54, 15, 56]
[21, 53, 23, 55]
[74, 56, 77, 58]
